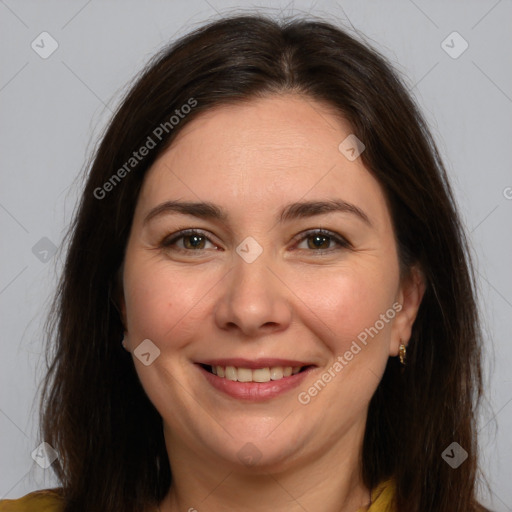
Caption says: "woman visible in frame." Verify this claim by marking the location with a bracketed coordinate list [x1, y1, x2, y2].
[0, 13, 491, 512]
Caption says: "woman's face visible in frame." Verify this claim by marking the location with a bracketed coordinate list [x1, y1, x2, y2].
[119, 94, 423, 472]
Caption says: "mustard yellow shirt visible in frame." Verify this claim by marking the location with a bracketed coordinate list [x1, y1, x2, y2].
[0, 478, 395, 511]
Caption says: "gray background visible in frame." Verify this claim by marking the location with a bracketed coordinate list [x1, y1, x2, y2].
[1, 0, 511, 509]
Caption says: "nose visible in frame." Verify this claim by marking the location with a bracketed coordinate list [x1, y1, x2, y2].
[214, 248, 293, 338]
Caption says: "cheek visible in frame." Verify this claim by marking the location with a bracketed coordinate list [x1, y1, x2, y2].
[296, 262, 398, 356]
[124, 268, 166, 337]
[123, 238, 400, 356]
[123, 256, 181, 343]
[122, 254, 220, 348]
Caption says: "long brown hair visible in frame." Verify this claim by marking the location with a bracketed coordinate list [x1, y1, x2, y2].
[40, 13, 490, 512]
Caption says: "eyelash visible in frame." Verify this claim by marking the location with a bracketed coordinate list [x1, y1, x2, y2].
[160, 228, 351, 255]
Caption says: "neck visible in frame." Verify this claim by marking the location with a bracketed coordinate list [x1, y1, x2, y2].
[158, 418, 371, 512]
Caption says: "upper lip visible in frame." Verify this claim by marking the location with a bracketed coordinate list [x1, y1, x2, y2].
[197, 358, 316, 369]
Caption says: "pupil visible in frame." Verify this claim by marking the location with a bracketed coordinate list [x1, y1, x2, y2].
[187, 235, 203, 249]
[311, 235, 328, 249]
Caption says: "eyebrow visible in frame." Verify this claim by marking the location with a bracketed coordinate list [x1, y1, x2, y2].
[143, 199, 372, 227]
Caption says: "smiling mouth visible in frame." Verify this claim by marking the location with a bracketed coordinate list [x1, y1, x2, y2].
[200, 364, 314, 383]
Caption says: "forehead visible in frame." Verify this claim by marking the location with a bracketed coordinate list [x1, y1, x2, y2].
[135, 94, 390, 231]
[161, 93, 350, 168]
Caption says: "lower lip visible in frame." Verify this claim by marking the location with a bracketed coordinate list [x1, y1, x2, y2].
[196, 364, 315, 402]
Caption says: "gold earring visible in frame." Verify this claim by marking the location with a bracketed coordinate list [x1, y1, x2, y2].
[399, 343, 407, 366]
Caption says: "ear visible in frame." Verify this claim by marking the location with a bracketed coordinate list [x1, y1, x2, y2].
[389, 265, 426, 356]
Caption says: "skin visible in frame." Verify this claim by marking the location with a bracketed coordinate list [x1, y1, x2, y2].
[118, 94, 425, 512]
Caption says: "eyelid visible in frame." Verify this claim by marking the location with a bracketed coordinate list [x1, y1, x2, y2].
[160, 227, 352, 252]
[291, 228, 352, 250]
[161, 228, 218, 249]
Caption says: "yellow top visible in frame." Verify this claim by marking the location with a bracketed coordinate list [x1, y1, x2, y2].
[0, 489, 64, 512]
[362, 478, 395, 511]
[0, 478, 395, 511]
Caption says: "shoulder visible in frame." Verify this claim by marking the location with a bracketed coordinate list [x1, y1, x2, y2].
[367, 478, 396, 511]
[0, 489, 64, 512]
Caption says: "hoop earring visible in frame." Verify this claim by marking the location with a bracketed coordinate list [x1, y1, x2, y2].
[399, 342, 407, 366]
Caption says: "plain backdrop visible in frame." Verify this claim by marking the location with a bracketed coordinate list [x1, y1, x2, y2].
[1, 0, 511, 509]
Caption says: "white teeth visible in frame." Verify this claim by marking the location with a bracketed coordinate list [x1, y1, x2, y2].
[225, 366, 237, 381]
[253, 368, 271, 382]
[269, 367, 283, 380]
[211, 365, 304, 382]
[237, 368, 253, 382]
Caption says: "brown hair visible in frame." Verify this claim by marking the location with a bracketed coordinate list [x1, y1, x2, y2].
[40, 13, 490, 512]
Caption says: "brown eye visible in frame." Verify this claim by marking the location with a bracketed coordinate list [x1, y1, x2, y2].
[161, 229, 216, 252]
[295, 229, 351, 252]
